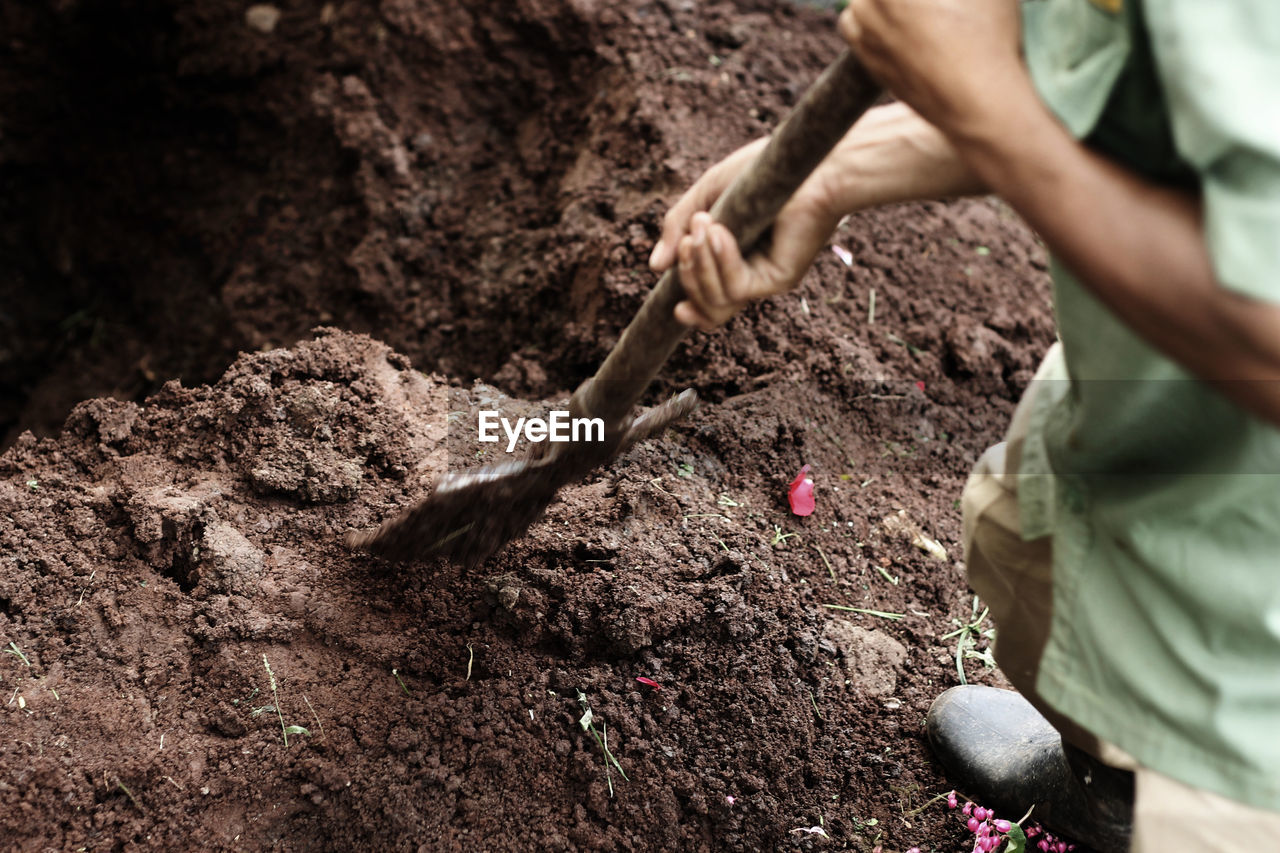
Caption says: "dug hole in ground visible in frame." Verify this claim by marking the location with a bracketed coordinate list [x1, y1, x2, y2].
[0, 0, 1058, 849]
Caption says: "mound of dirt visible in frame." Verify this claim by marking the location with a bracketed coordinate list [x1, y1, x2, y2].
[1, 0, 1057, 850]
[1, 322, 1049, 851]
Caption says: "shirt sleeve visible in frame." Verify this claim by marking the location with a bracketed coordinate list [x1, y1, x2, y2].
[1144, 0, 1280, 303]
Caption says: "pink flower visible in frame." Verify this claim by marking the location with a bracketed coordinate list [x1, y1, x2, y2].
[963, 802, 974, 816]
[967, 817, 980, 833]
[947, 791, 959, 809]
[993, 819, 1012, 833]
[974, 807, 988, 821]
[788, 464, 815, 516]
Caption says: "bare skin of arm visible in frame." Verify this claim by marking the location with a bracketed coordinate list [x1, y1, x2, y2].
[656, 0, 1280, 427]
[952, 80, 1280, 426]
[839, 0, 1280, 427]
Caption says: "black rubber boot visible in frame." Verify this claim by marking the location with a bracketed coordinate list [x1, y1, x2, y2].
[926, 685, 1134, 853]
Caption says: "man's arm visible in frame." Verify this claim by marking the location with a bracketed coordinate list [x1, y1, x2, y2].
[955, 85, 1280, 426]
[840, 0, 1280, 428]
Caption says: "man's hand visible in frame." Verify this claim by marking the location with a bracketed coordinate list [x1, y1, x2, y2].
[649, 138, 841, 330]
[651, 104, 985, 330]
[838, 0, 1024, 141]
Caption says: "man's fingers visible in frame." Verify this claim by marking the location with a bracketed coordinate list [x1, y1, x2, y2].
[650, 138, 768, 273]
[689, 217, 729, 311]
[672, 215, 766, 330]
[673, 300, 716, 330]
[652, 170, 722, 272]
[707, 223, 756, 304]
[676, 215, 729, 323]
[837, 3, 862, 47]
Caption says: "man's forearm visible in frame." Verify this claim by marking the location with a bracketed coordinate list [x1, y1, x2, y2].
[948, 83, 1280, 427]
[823, 103, 988, 213]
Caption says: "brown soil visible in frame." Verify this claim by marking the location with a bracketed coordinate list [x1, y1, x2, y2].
[1, 1, 1056, 850]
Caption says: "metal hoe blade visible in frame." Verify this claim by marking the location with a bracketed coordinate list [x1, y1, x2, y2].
[346, 390, 698, 567]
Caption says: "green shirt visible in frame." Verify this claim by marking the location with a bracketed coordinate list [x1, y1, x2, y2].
[1016, 0, 1280, 810]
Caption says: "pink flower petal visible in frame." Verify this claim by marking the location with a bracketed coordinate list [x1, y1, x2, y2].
[915, 380, 926, 392]
[635, 676, 662, 690]
[788, 464, 815, 516]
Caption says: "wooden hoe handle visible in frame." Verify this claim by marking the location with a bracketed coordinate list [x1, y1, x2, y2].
[571, 50, 882, 426]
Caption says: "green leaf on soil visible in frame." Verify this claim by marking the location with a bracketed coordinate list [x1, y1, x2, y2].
[5, 642, 31, 667]
[1003, 823, 1028, 853]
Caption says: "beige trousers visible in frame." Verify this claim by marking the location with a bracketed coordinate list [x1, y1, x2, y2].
[960, 344, 1280, 852]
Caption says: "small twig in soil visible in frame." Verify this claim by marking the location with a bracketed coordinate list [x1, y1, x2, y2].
[263, 654, 288, 746]
[76, 569, 97, 607]
[393, 668, 411, 695]
[852, 394, 907, 402]
[263, 654, 309, 746]
[770, 525, 799, 547]
[902, 790, 951, 817]
[807, 687, 824, 721]
[875, 565, 899, 586]
[116, 781, 143, 811]
[867, 287, 877, 325]
[576, 691, 628, 796]
[886, 331, 921, 355]
[465, 645, 474, 681]
[302, 694, 325, 742]
[262, 650, 290, 742]
[602, 723, 616, 796]
[941, 596, 994, 685]
[813, 545, 836, 581]
[5, 642, 31, 667]
[822, 604, 905, 621]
